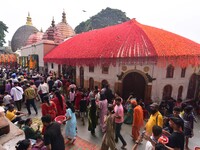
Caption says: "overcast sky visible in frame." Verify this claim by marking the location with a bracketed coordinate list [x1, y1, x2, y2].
[1, 0, 200, 46]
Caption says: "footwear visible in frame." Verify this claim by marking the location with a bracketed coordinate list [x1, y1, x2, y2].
[71, 138, 76, 144]
[65, 140, 71, 144]
[121, 144, 127, 149]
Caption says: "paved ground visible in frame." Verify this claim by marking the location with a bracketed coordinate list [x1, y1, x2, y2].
[4, 101, 200, 150]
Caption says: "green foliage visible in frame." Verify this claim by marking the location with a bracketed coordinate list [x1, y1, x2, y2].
[0, 21, 8, 47]
[75, 7, 130, 34]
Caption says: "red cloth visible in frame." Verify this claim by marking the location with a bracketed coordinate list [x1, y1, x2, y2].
[51, 95, 66, 116]
[75, 91, 82, 110]
[44, 19, 200, 67]
[41, 101, 57, 120]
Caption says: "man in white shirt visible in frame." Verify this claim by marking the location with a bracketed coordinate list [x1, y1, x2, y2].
[10, 81, 23, 111]
[3, 91, 13, 106]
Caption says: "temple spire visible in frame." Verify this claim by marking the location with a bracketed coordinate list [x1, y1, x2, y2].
[62, 10, 66, 23]
[26, 12, 32, 26]
[51, 17, 55, 27]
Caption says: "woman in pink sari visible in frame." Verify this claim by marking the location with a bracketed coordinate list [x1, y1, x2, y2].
[99, 94, 108, 133]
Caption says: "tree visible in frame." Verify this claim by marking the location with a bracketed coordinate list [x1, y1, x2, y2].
[75, 7, 130, 34]
[0, 21, 8, 47]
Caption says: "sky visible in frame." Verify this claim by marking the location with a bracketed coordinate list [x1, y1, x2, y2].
[1, 0, 200, 46]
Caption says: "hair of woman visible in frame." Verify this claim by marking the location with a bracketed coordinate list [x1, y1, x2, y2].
[66, 101, 75, 113]
[54, 90, 64, 110]
[15, 139, 30, 150]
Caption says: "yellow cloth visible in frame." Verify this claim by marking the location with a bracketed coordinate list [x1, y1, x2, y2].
[145, 111, 163, 135]
[25, 87, 36, 100]
[5, 110, 17, 121]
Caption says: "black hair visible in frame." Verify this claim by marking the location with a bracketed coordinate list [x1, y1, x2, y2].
[43, 95, 50, 105]
[173, 106, 181, 112]
[184, 105, 193, 114]
[25, 118, 31, 125]
[15, 139, 30, 150]
[54, 90, 64, 110]
[177, 98, 182, 102]
[4, 91, 8, 94]
[66, 101, 75, 113]
[115, 97, 122, 102]
[8, 104, 15, 110]
[41, 114, 52, 123]
[152, 125, 162, 137]
[181, 102, 187, 111]
[94, 86, 98, 91]
[70, 88, 74, 92]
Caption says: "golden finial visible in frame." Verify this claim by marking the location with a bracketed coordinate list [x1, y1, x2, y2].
[26, 12, 32, 26]
[62, 9, 66, 23]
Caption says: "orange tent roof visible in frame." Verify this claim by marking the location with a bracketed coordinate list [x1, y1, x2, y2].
[44, 19, 200, 67]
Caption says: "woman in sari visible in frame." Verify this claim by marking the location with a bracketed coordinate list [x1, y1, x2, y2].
[99, 93, 108, 133]
[41, 95, 57, 121]
[65, 101, 77, 144]
[101, 105, 117, 150]
[51, 90, 66, 116]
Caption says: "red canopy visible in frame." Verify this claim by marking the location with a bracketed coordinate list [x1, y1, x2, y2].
[44, 19, 200, 67]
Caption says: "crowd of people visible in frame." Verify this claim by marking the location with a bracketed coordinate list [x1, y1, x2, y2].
[0, 68, 199, 150]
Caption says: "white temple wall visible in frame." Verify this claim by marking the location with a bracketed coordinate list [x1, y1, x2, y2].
[47, 63, 59, 74]
[21, 43, 44, 67]
[151, 65, 194, 101]
[47, 62, 197, 102]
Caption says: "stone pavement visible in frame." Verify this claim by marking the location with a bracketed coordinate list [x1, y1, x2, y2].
[3, 101, 200, 150]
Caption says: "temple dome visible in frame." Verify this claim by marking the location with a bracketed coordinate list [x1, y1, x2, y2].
[56, 11, 75, 38]
[11, 13, 38, 52]
[44, 19, 200, 67]
[42, 18, 64, 44]
[26, 30, 44, 45]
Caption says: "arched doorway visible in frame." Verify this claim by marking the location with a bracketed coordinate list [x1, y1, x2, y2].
[162, 85, 172, 100]
[80, 66, 84, 88]
[89, 77, 94, 90]
[177, 86, 183, 99]
[122, 72, 146, 100]
[101, 80, 108, 89]
[187, 74, 197, 99]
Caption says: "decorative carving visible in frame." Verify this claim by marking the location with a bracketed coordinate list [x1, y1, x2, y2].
[143, 66, 149, 72]
[122, 66, 127, 71]
[117, 72, 124, 80]
[145, 73, 156, 82]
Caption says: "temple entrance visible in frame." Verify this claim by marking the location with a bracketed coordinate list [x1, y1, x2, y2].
[62, 65, 76, 83]
[187, 73, 197, 99]
[122, 72, 146, 100]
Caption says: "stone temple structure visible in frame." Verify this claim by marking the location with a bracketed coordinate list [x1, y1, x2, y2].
[11, 13, 38, 52]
